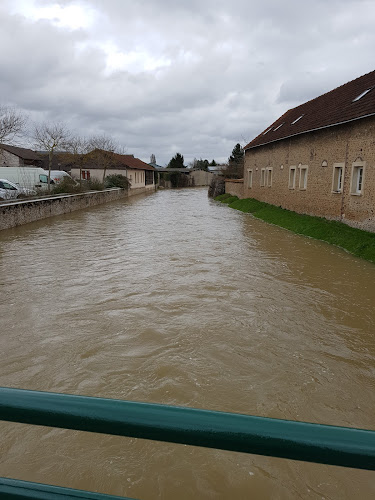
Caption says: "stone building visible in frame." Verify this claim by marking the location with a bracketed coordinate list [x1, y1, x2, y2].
[239, 70, 375, 232]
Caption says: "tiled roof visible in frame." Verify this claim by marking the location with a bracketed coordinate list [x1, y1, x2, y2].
[245, 70, 375, 150]
[113, 153, 156, 171]
[84, 151, 156, 171]
[0, 143, 41, 160]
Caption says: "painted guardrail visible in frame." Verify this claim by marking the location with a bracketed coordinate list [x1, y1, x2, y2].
[1, 387, 375, 499]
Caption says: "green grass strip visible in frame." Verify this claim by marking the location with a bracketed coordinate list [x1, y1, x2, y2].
[215, 196, 375, 263]
[215, 193, 238, 203]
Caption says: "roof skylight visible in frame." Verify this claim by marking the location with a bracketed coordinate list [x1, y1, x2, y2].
[273, 122, 284, 131]
[291, 115, 304, 125]
[263, 126, 273, 135]
[352, 87, 373, 102]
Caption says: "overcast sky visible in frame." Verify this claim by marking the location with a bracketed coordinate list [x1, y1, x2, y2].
[1, 0, 374, 165]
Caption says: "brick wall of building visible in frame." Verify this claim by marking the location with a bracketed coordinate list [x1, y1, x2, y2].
[225, 179, 244, 198]
[243, 117, 375, 232]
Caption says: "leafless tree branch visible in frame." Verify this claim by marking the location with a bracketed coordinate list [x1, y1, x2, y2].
[0, 105, 27, 144]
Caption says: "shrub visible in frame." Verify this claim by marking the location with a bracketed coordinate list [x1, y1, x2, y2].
[208, 177, 225, 197]
[87, 178, 104, 191]
[51, 177, 82, 194]
[105, 174, 130, 189]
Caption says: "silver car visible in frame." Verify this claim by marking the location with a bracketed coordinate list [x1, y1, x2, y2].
[0, 179, 36, 200]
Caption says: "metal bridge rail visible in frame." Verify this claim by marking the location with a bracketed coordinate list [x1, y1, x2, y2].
[1, 387, 375, 499]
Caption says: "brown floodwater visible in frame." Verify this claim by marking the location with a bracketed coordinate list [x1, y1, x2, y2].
[1, 188, 375, 499]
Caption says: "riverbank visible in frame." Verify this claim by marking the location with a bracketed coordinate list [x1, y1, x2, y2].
[215, 194, 375, 263]
[0, 188, 126, 231]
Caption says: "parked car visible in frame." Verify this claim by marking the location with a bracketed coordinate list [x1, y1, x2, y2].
[0, 179, 36, 200]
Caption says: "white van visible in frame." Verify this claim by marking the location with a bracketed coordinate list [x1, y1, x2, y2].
[0, 167, 50, 191]
[49, 170, 72, 184]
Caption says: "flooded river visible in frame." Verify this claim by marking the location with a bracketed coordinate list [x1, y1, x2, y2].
[1, 188, 375, 499]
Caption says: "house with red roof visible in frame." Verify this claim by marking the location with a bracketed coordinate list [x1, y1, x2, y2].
[70, 150, 156, 193]
[238, 70, 375, 232]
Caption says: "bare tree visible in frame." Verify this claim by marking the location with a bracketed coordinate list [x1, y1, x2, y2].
[0, 105, 27, 144]
[87, 134, 125, 182]
[63, 135, 91, 185]
[33, 122, 71, 192]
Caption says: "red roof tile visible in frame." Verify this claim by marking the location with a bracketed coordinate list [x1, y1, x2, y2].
[245, 70, 375, 150]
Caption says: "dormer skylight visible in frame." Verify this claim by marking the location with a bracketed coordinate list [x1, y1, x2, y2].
[291, 114, 304, 125]
[352, 87, 373, 102]
[263, 126, 273, 135]
[273, 122, 284, 131]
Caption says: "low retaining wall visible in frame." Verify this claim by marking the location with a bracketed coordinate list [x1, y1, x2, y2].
[1, 188, 132, 231]
[225, 179, 244, 198]
[129, 185, 155, 196]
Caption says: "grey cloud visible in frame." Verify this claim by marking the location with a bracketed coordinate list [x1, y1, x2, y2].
[1, 0, 375, 165]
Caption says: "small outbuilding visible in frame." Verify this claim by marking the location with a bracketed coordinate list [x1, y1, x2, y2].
[0, 144, 43, 168]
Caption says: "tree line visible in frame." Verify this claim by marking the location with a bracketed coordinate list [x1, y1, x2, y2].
[1, 105, 245, 194]
[0, 105, 128, 191]
[166, 143, 244, 178]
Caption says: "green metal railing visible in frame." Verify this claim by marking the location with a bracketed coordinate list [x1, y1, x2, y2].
[1, 387, 375, 499]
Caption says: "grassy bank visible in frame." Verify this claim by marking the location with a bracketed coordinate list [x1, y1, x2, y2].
[215, 194, 375, 263]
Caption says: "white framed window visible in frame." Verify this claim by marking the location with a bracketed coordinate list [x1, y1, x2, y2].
[350, 162, 365, 195]
[298, 165, 308, 190]
[332, 163, 344, 193]
[266, 167, 273, 187]
[247, 169, 253, 188]
[260, 168, 266, 187]
[289, 166, 296, 189]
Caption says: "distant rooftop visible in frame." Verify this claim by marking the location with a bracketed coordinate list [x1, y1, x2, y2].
[149, 161, 164, 169]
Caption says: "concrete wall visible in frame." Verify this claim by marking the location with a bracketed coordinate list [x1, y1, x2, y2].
[225, 179, 244, 198]
[0, 188, 145, 231]
[128, 185, 155, 196]
[243, 117, 375, 232]
[190, 170, 215, 186]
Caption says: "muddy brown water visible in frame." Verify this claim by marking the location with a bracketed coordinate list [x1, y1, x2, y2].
[1, 188, 375, 499]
